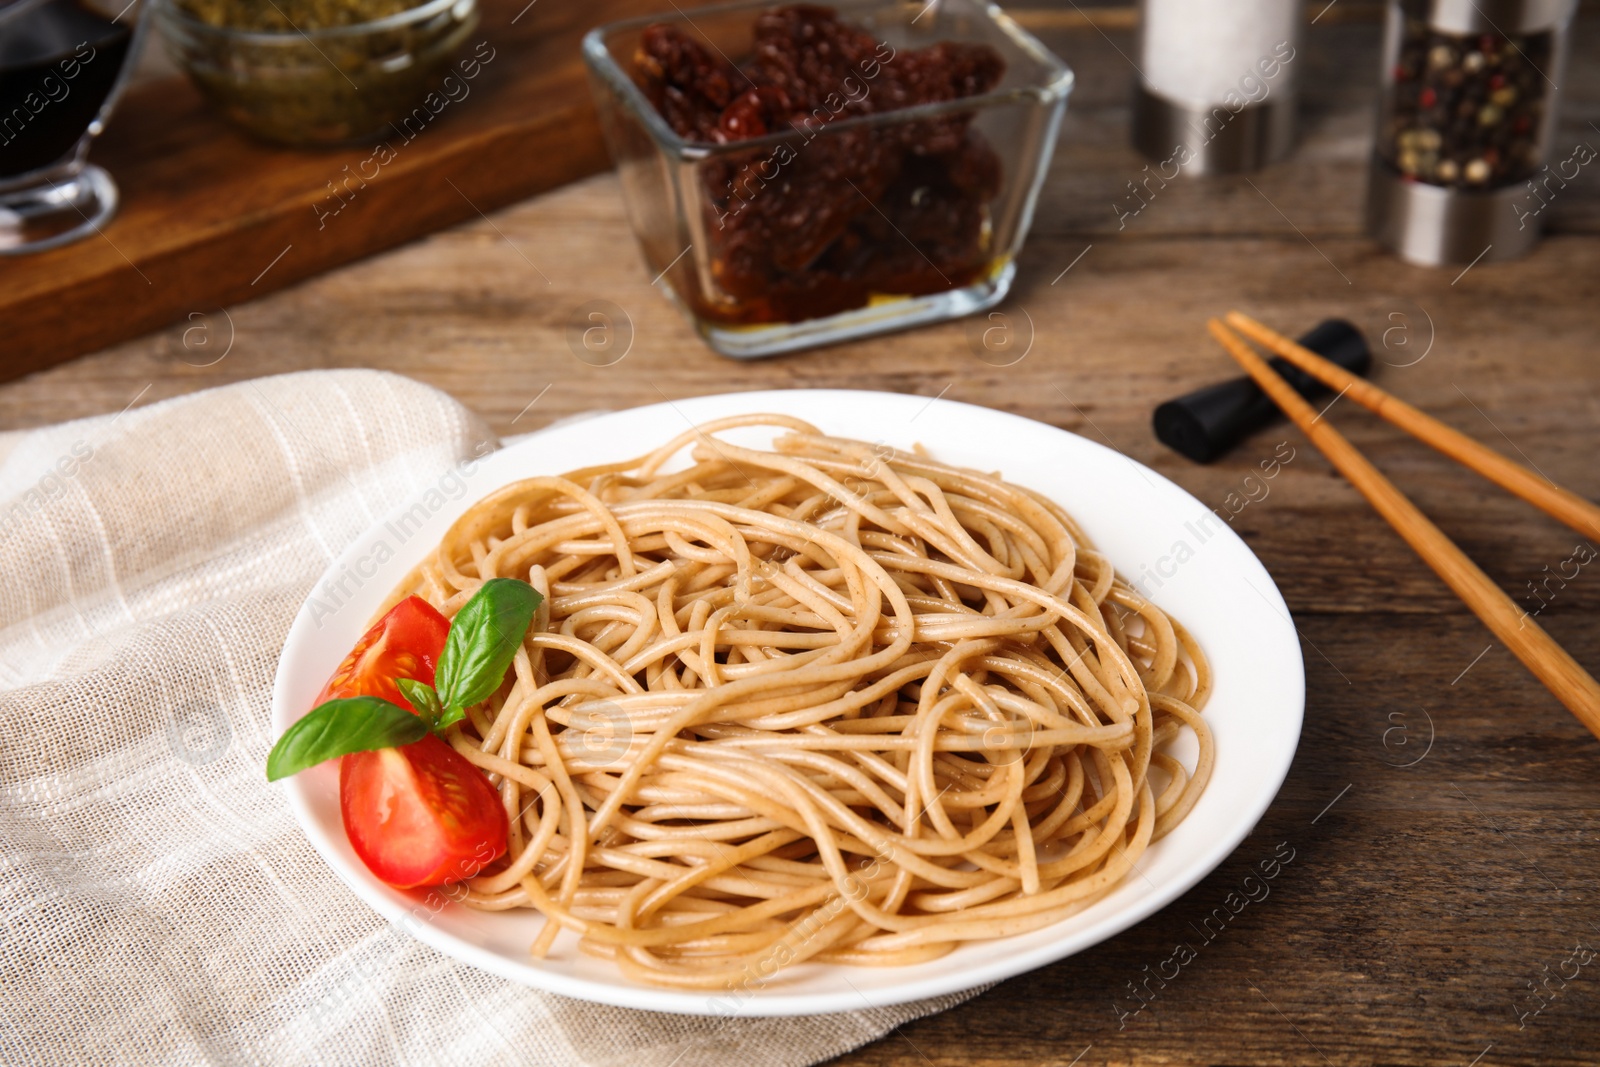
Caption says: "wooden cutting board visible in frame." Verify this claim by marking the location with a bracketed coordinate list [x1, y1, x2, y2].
[0, 0, 667, 381]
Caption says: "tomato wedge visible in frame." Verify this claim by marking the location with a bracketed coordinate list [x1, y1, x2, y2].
[317, 595, 508, 888]
[341, 735, 507, 888]
[316, 596, 450, 708]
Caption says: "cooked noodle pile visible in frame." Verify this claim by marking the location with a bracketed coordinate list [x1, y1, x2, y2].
[389, 415, 1214, 988]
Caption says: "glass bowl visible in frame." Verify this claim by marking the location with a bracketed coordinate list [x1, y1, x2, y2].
[582, 0, 1073, 359]
[155, 0, 478, 147]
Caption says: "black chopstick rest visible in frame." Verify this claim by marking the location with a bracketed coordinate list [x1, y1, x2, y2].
[1153, 319, 1371, 463]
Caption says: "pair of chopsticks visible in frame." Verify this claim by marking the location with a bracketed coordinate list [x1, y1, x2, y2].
[1208, 312, 1600, 742]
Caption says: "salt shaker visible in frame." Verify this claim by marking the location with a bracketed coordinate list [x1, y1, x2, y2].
[1131, 0, 1303, 175]
[1366, 0, 1579, 266]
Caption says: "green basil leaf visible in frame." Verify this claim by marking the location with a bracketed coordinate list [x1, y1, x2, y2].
[396, 677, 442, 720]
[434, 705, 466, 733]
[434, 578, 542, 712]
[265, 696, 426, 782]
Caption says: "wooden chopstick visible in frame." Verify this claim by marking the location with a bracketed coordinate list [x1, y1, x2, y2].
[1207, 318, 1600, 742]
[1225, 310, 1600, 543]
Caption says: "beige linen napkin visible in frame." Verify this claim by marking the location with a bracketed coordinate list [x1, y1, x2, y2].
[0, 370, 976, 1066]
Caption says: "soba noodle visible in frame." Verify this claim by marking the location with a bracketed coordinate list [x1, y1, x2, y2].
[385, 415, 1214, 988]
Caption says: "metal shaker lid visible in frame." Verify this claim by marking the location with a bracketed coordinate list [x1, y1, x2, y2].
[1401, 0, 1577, 35]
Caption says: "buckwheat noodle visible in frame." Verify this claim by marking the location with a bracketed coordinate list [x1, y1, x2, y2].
[384, 415, 1213, 989]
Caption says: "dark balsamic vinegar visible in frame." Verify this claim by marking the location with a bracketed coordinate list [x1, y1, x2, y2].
[0, 0, 132, 178]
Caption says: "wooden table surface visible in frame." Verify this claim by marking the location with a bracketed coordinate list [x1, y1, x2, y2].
[6, 4, 1600, 1065]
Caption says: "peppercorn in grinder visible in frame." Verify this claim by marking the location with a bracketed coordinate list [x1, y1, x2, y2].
[1366, 0, 1578, 266]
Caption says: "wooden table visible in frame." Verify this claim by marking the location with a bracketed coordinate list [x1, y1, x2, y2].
[6, 4, 1600, 1065]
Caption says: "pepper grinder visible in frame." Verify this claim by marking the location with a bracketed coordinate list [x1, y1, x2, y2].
[1132, 0, 1303, 175]
[1366, 0, 1578, 266]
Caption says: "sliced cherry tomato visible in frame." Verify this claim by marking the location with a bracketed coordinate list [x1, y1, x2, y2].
[319, 595, 508, 888]
[316, 596, 450, 708]
[340, 735, 508, 888]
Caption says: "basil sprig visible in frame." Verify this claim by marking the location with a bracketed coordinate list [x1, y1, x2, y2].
[266, 697, 426, 782]
[266, 579, 542, 781]
[436, 580, 543, 711]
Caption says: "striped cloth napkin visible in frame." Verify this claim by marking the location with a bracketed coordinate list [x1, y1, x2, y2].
[0, 370, 973, 1066]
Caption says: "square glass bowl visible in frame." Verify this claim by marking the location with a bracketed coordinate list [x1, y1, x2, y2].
[582, 0, 1072, 358]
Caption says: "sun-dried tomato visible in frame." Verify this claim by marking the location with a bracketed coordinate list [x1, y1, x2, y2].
[632, 5, 1006, 325]
[635, 23, 738, 142]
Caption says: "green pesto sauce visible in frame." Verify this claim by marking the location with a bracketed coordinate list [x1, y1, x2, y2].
[176, 0, 416, 31]
[166, 0, 479, 146]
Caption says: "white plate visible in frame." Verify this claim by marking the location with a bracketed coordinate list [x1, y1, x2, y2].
[272, 389, 1304, 1017]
